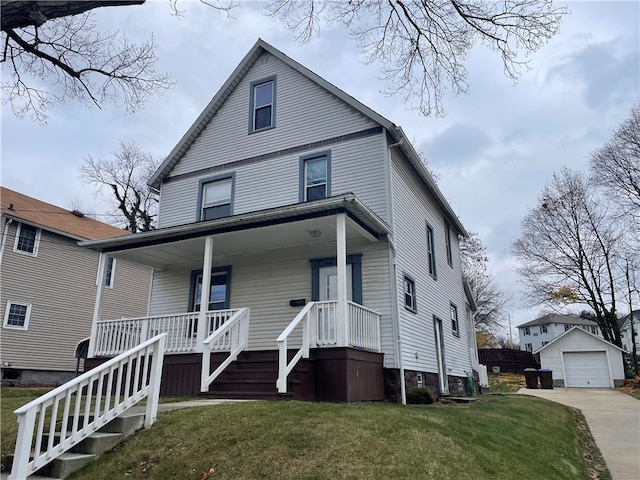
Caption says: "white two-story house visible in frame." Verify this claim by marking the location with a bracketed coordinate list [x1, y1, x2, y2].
[81, 39, 477, 403]
[518, 313, 602, 353]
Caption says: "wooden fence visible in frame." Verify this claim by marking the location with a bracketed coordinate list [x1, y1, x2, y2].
[478, 348, 540, 373]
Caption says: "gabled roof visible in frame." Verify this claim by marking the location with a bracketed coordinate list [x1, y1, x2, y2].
[535, 325, 626, 355]
[0, 186, 128, 241]
[619, 310, 640, 330]
[147, 38, 467, 237]
[517, 313, 597, 329]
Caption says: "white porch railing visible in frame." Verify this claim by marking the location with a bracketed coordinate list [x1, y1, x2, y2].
[276, 301, 381, 393]
[9, 334, 166, 480]
[276, 302, 315, 393]
[348, 301, 382, 352]
[93, 309, 242, 356]
[200, 308, 250, 392]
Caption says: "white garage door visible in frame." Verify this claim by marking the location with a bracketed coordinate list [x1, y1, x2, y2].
[563, 351, 611, 387]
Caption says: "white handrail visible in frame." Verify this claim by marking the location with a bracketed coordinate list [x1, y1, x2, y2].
[9, 334, 166, 480]
[348, 301, 382, 352]
[200, 308, 250, 392]
[276, 302, 315, 393]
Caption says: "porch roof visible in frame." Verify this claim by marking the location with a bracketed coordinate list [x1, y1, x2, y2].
[79, 194, 390, 269]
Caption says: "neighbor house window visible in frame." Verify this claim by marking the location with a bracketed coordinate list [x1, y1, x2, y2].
[198, 174, 234, 221]
[14, 223, 40, 256]
[249, 76, 276, 133]
[105, 257, 115, 288]
[541, 341, 549, 347]
[540, 324, 547, 334]
[403, 275, 417, 313]
[525, 343, 533, 352]
[299, 151, 331, 202]
[564, 324, 573, 331]
[444, 219, 453, 267]
[426, 223, 437, 278]
[450, 303, 459, 335]
[590, 326, 598, 334]
[3, 302, 31, 330]
[523, 327, 530, 335]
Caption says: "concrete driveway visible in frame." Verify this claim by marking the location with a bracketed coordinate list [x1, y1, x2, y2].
[517, 388, 640, 480]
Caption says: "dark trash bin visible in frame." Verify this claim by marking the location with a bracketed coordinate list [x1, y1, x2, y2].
[524, 368, 538, 389]
[539, 369, 553, 389]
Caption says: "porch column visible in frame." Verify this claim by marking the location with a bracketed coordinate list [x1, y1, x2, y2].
[336, 213, 349, 347]
[88, 253, 109, 357]
[197, 235, 214, 352]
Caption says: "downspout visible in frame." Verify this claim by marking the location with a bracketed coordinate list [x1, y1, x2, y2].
[386, 128, 406, 405]
[0, 217, 13, 268]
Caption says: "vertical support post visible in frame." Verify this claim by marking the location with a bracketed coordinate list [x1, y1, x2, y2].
[88, 253, 109, 358]
[10, 409, 37, 480]
[336, 213, 349, 347]
[145, 334, 166, 428]
[197, 236, 214, 352]
[277, 338, 287, 393]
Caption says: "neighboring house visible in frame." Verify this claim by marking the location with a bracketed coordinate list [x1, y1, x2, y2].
[0, 187, 152, 385]
[81, 39, 477, 403]
[537, 326, 625, 388]
[619, 310, 640, 354]
[518, 313, 601, 353]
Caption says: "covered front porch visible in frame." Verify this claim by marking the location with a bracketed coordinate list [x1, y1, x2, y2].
[82, 195, 393, 402]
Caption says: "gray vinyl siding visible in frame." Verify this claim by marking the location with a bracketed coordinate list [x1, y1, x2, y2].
[158, 133, 389, 228]
[168, 51, 377, 177]
[157, 51, 388, 228]
[390, 152, 471, 377]
[148, 239, 394, 363]
[0, 223, 151, 373]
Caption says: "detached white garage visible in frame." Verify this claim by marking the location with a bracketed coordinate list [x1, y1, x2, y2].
[536, 327, 626, 388]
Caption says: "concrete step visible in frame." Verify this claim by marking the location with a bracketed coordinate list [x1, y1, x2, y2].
[39, 452, 96, 479]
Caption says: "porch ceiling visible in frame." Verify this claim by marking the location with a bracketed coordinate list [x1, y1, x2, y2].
[80, 195, 390, 270]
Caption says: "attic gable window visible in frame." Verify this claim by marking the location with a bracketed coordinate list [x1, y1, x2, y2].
[197, 174, 235, 221]
[14, 223, 40, 256]
[249, 76, 276, 133]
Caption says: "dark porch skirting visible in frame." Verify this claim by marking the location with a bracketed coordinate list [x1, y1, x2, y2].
[85, 348, 385, 402]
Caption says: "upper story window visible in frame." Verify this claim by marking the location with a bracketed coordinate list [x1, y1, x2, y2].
[198, 174, 235, 221]
[426, 223, 437, 278]
[564, 324, 573, 331]
[540, 324, 547, 334]
[3, 301, 31, 330]
[450, 303, 459, 335]
[403, 274, 417, 313]
[525, 343, 533, 352]
[444, 219, 453, 267]
[523, 326, 530, 335]
[14, 223, 40, 256]
[249, 76, 276, 133]
[105, 257, 115, 288]
[299, 151, 331, 202]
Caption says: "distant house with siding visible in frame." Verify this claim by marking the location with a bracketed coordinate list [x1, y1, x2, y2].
[80, 39, 478, 403]
[517, 313, 601, 353]
[0, 187, 152, 385]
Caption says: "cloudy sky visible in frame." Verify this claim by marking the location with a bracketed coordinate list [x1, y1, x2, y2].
[1, 1, 639, 335]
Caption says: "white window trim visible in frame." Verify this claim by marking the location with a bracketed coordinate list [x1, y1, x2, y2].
[96, 254, 115, 289]
[450, 303, 459, 336]
[3, 301, 32, 330]
[13, 222, 41, 257]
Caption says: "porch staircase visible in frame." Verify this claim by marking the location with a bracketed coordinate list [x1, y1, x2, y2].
[202, 350, 315, 401]
[2, 411, 146, 480]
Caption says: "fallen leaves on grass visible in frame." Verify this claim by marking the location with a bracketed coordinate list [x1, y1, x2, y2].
[201, 467, 216, 479]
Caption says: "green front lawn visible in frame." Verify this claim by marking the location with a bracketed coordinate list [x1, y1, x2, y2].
[2, 389, 608, 480]
[70, 396, 601, 480]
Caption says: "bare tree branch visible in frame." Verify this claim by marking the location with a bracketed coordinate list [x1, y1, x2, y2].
[265, 0, 568, 116]
[80, 140, 160, 233]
